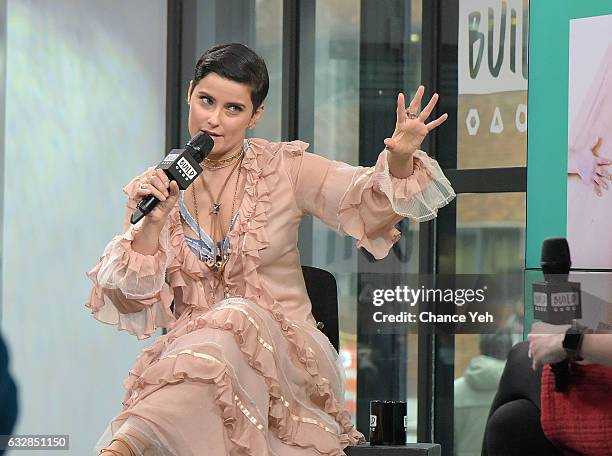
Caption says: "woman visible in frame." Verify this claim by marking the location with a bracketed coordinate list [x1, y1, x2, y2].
[86, 43, 454, 456]
[528, 322, 612, 455]
[483, 323, 612, 456]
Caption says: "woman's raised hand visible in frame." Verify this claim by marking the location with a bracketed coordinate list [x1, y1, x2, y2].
[383, 86, 448, 157]
[128, 167, 180, 225]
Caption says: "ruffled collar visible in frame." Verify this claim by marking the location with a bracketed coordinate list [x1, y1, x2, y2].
[167, 138, 278, 298]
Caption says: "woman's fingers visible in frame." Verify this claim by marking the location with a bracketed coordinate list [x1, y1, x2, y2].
[596, 167, 612, 180]
[149, 177, 168, 198]
[596, 157, 611, 166]
[149, 172, 170, 198]
[135, 183, 151, 198]
[407, 85, 424, 115]
[156, 169, 171, 196]
[395, 92, 405, 126]
[594, 175, 609, 191]
[168, 180, 180, 197]
[527, 340, 538, 370]
[426, 113, 449, 131]
[146, 183, 167, 202]
[593, 181, 603, 197]
[155, 168, 170, 186]
[384, 137, 397, 150]
[420, 93, 439, 121]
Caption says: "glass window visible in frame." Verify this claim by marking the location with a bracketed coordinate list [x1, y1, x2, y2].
[454, 192, 525, 456]
[310, 0, 362, 424]
[304, 0, 423, 439]
[251, 0, 283, 141]
[179, 0, 283, 145]
[456, 0, 529, 169]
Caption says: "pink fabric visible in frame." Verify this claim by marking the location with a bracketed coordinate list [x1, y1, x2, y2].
[86, 139, 454, 455]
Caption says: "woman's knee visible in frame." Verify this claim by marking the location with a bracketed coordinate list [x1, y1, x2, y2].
[485, 399, 561, 456]
[506, 341, 529, 370]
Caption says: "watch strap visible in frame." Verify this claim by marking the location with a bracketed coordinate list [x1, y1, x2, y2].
[562, 326, 584, 361]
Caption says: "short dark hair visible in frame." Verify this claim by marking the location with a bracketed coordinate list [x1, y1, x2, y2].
[480, 329, 514, 360]
[192, 43, 269, 112]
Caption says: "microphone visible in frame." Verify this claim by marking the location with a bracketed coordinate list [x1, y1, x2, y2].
[532, 238, 581, 325]
[130, 132, 214, 225]
[532, 238, 582, 392]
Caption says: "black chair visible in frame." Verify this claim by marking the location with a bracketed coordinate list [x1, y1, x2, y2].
[302, 265, 340, 352]
[302, 266, 442, 456]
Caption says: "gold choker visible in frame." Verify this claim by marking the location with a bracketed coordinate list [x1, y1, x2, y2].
[203, 148, 244, 169]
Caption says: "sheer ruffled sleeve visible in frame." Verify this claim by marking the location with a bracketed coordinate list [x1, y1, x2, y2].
[85, 217, 177, 340]
[294, 145, 455, 259]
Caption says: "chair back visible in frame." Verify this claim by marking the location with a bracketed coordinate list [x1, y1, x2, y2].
[301, 265, 340, 352]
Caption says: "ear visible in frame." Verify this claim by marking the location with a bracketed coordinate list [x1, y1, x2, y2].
[186, 80, 195, 104]
[248, 104, 265, 129]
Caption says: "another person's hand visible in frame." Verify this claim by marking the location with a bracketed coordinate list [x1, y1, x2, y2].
[126, 168, 180, 225]
[527, 322, 571, 371]
[568, 137, 611, 196]
[383, 85, 448, 158]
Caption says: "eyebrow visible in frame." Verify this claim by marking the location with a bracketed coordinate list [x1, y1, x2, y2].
[197, 91, 247, 109]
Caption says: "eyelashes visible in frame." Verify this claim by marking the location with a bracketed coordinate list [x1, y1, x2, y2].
[198, 95, 243, 113]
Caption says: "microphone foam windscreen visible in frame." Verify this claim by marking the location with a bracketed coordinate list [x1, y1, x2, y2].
[540, 237, 571, 272]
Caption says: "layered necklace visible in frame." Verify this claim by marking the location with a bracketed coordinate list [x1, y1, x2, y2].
[189, 144, 244, 277]
[202, 146, 244, 170]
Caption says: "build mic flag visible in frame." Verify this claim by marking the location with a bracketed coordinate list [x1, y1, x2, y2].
[532, 238, 583, 392]
[130, 132, 214, 224]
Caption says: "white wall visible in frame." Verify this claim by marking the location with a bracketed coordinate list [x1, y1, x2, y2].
[2, 1, 167, 454]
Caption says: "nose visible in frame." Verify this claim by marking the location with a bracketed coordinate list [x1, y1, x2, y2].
[207, 108, 221, 128]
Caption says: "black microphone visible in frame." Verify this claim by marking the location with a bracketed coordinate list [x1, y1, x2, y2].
[533, 238, 581, 325]
[532, 237, 582, 392]
[130, 132, 214, 224]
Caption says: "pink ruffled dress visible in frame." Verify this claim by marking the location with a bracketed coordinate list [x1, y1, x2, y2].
[85, 139, 454, 456]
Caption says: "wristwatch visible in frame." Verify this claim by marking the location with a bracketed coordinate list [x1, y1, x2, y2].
[562, 326, 584, 361]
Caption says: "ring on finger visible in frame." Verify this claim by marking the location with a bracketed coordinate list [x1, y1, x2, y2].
[139, 182, 147, 190]
[406, 109, 419, 120]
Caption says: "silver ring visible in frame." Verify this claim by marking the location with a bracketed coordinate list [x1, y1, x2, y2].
[139, 182, 147, 190]
[406, 110, 419, 120]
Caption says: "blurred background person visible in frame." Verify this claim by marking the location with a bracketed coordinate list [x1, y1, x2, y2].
[454, 330, 513, 456]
